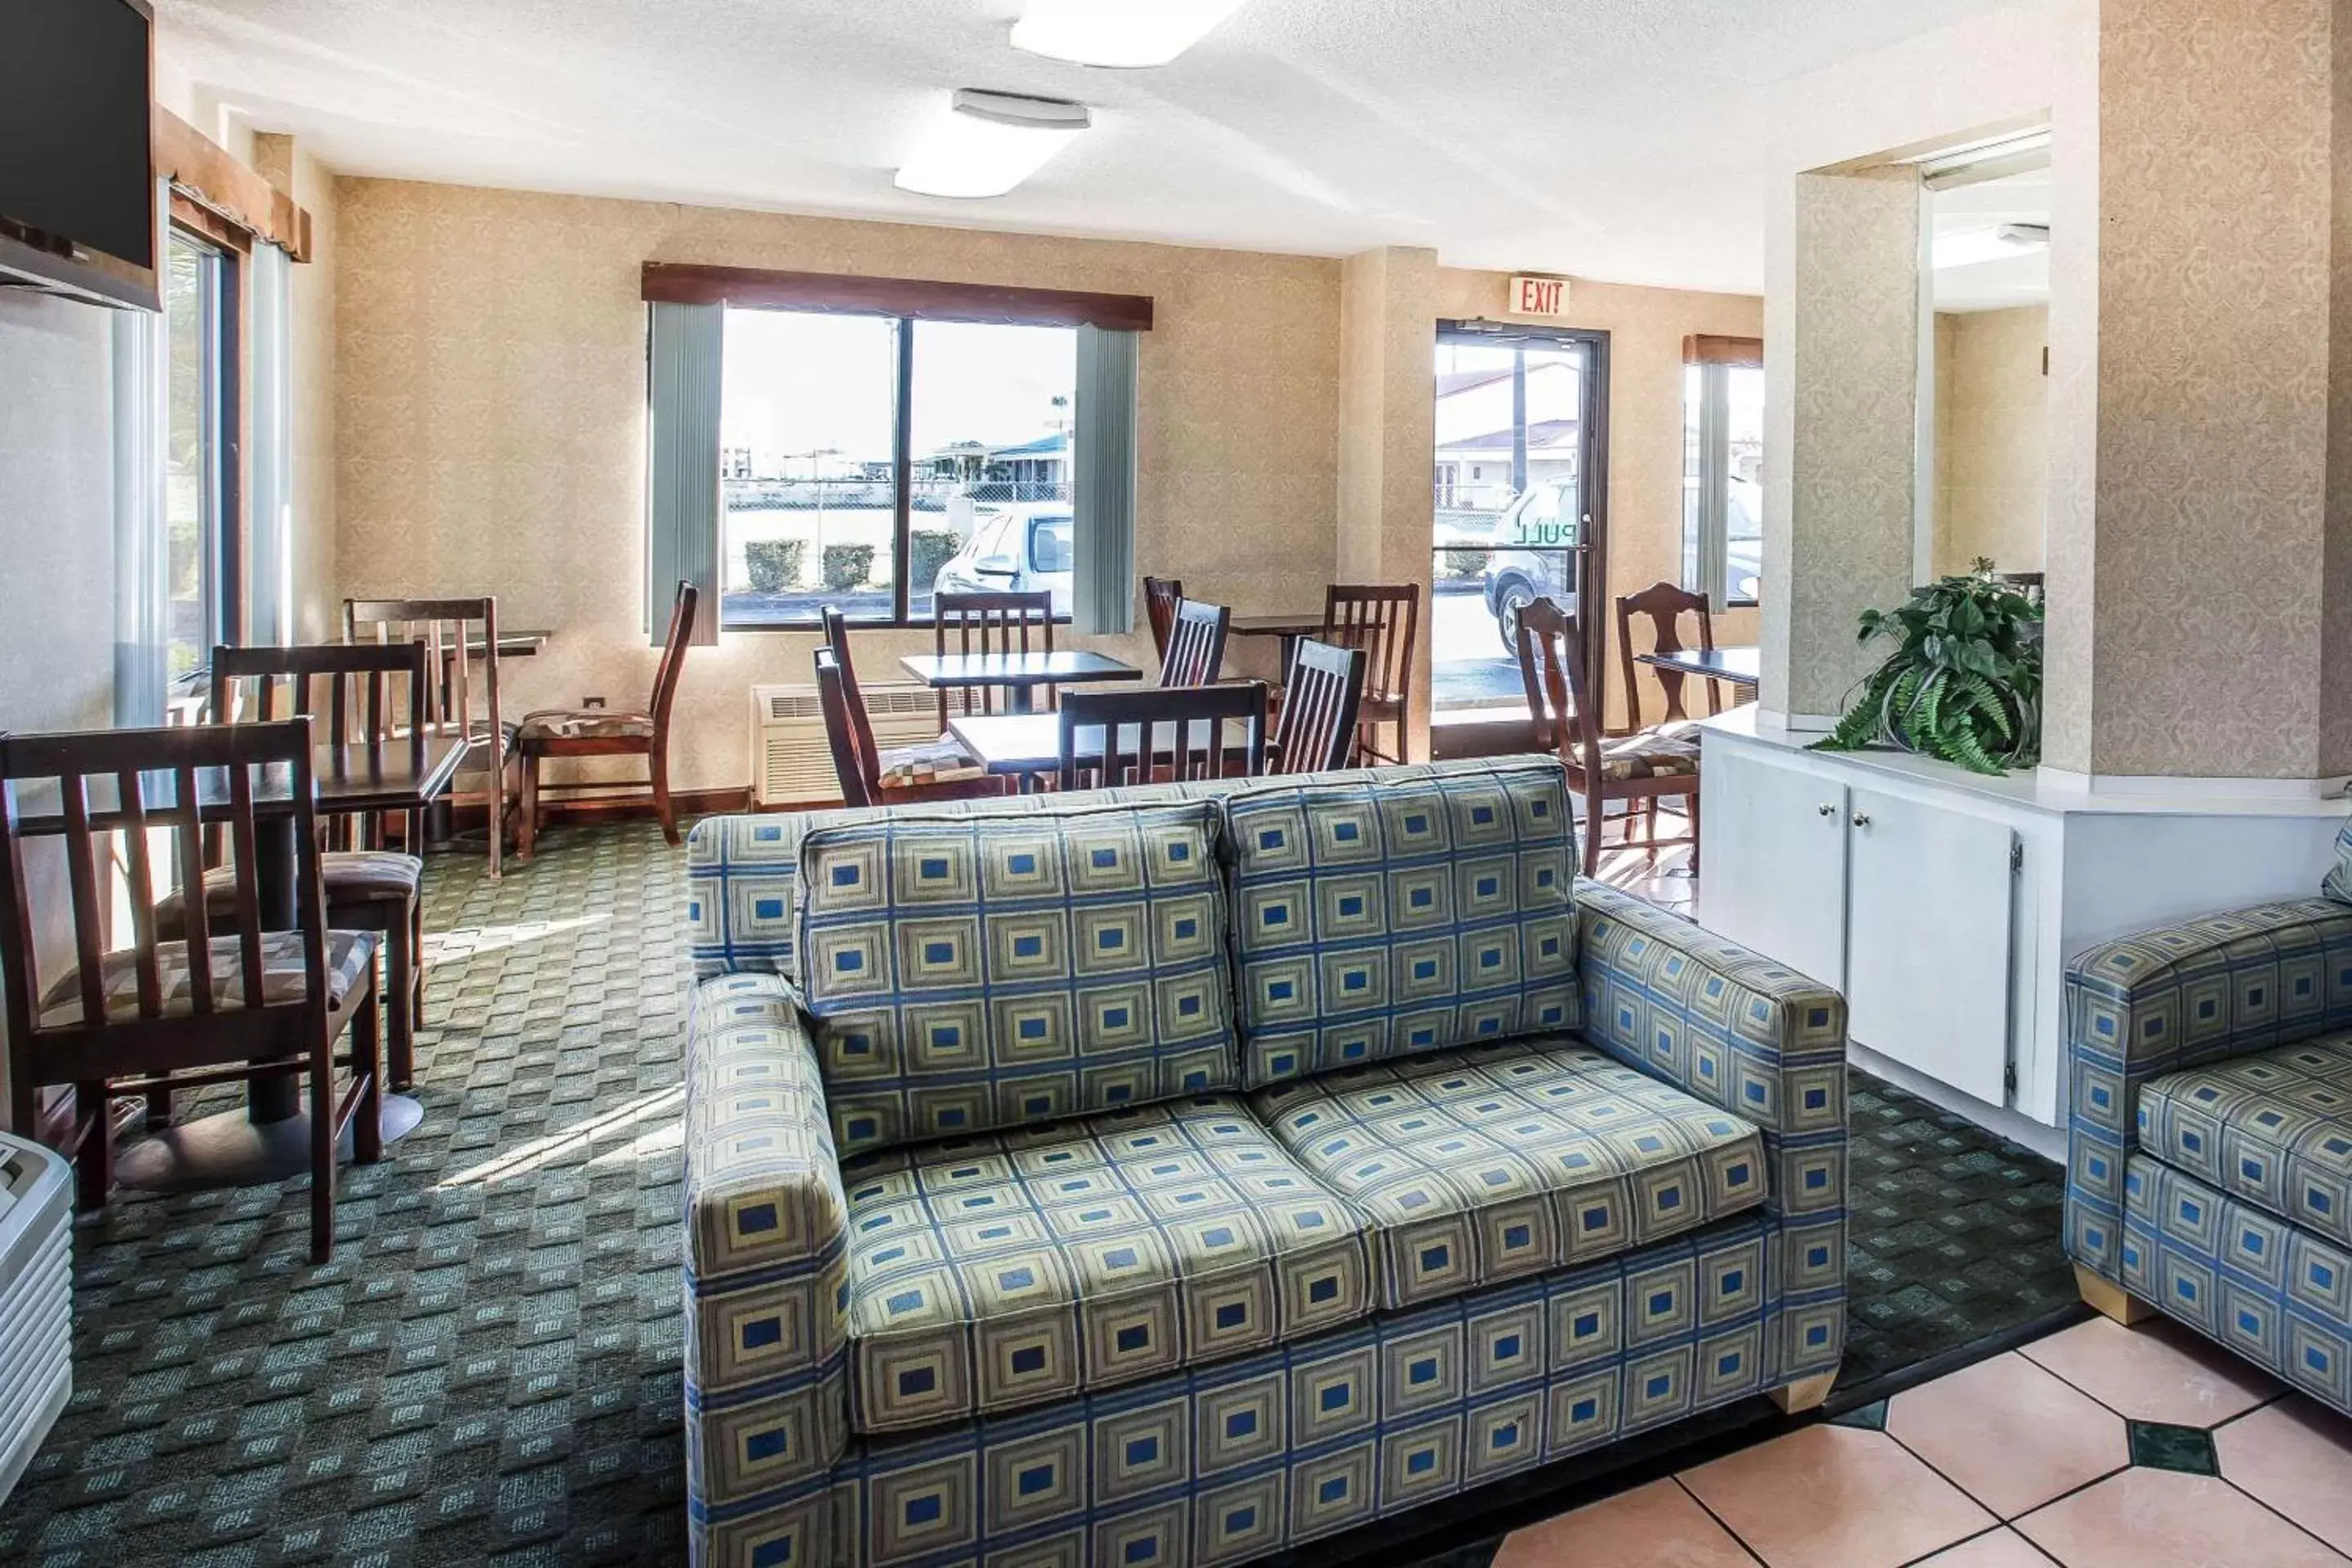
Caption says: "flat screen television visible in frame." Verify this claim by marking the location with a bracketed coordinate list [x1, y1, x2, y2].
[0, 0, 158, 311]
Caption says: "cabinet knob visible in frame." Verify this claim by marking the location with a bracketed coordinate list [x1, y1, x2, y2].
[1851, 811, 1873, 828]
[1815, 803, 1835, 817]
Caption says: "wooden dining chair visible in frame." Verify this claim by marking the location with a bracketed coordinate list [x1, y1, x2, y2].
[817, 608, 1004, 809]
[1271, 638, 1367, 774]
[0, 719, 383, 1263]
[207, 641, 431, 1094]
[1517, 597, 1700, 877]
[934, 590, 1056, 725]
[1616, 581, 1725, 726]
[1059, 682, 1268, 791]
[345, 595, 518, 876]
[1159, 599, 1232, 688]
[1141, 577, 1185, 662]
[1323, 583, 1419, 764]
[517, 579, 698, 858]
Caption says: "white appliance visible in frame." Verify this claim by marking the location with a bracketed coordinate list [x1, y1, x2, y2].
[751, 681, 944, 807]
[0, 1131, 71, 1508]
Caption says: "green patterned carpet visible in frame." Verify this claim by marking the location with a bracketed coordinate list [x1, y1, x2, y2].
[0, 824, 2077, 1566]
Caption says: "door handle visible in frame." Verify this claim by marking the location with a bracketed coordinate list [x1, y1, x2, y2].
[1851, 811, 1873, 828]
[1815, 803, 1835, 817]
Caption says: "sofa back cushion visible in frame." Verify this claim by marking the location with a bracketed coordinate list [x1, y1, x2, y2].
[796, 800, 1240, 1156]
[1225, 759, 1580, 1087]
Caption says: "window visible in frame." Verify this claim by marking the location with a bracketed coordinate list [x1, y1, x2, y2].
[1430, 325, 1609, 712]
[164, 227, 237, 678]
[718, 306, 1077, 627]
[1682, 341, 1765, 608]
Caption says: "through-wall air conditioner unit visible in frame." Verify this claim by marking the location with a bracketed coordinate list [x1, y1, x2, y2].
[0, 1131, 72, 1508]
[751, 681, 943, 807]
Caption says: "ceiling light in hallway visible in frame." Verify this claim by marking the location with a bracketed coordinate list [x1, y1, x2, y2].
[1012, 0, 1251, 68]
[894, 89, 1092, 198]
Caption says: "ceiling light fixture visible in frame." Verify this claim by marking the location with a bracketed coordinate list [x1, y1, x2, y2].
[1932, 223, 2050, 271]
[894, 89, 1092, 198]
[1011, 0, 1250, 68]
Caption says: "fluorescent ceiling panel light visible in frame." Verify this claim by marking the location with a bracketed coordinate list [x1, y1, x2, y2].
[895, 90, 1091, 198]
[1932, 223, 2049, 271]
[1012, 0, 1250, 68]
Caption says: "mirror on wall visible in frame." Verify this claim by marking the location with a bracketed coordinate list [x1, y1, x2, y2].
[1921, 152, 2050, 596]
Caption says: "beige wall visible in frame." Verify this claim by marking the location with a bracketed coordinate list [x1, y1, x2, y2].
[1933, 305, 2048, 577]
[1432, 269, 1764, 732]
[333, 180, 1343, 795]
[287, 149, 341, 642]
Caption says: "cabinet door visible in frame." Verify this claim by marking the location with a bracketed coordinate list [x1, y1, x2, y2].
[1696, 744, 1849, 993]
[1844, 786, 2015, 1106]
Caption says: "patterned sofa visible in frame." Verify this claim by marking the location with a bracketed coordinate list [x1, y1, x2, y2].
[2065, 883, 2352, 1406]
[680, 757, 1849, 1567]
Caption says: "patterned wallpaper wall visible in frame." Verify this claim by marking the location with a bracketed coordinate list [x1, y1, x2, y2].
[1934, 305, 2049, 579]
[333, 180, 1343, 792]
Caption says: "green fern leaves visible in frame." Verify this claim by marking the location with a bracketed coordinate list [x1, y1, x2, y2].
[1810, 564, 2042, 775]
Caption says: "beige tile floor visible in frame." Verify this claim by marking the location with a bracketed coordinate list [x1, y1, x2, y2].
[1492, 1312, 2352, 1568]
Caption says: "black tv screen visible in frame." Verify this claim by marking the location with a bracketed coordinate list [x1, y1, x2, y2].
[0, 0, 154, 274]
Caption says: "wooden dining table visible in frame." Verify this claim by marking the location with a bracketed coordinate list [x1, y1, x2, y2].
[1636, 644, 1760, 689]
[948, 712, 1261, 782]
[900, 650, 1143, 714]
[16, 728, 471, 1190]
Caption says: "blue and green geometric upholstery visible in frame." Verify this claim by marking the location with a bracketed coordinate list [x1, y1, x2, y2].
[684, 757, 1570, 987]
[683, 976, 853, 1512]
[1224, 764, 1579, 1088]
[837, 1096, 1374, 1434]
[1254, 1038, 1767, 1310]
[2136, 1036, 2352, 1250]
[2064, 898, 2352, 1281]
[795, 802, 1240, 1157]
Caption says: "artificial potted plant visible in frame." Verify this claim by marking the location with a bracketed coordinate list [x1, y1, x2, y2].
[1811, 559, 2042, 776]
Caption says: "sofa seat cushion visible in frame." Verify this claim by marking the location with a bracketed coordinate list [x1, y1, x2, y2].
[839, 1095, 1374, 1436]
[1254, 1036, 1769, 1310]
[2140, 1034, 2352, 1248]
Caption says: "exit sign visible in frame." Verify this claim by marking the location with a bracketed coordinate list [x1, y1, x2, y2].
[1510, 275, 1571, 317]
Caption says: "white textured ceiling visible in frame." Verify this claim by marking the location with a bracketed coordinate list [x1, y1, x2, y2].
[1932, 167, 2051, 314]
[155, 0, 2016, 293]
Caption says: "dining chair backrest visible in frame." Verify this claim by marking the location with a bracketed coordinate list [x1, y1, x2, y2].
[813, 645, 879, 810]
[1271, 637, 1367, 774]
[1517, 596, 1606, 774]
[211, 642, 430, 851]
[1058, 682, 1267, 792]
[1159, 599, 1231, 688]
[649, 578, 700, 734]
[344, 595, 502, 751]
[0, 719, 328, 1112]
[1615, 580, 1719, 726]
[1323, 583, 1419, 710]
[933, 590, 1055, 724]
[1142, 577, 1185, 661]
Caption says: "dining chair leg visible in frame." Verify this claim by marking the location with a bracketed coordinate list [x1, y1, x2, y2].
[386, 907, 416, 1093]
[486, 749, 507, 882]
[1581, 786, 1605, 879]
[518, 754, 541, 862]
[651, 744, 679, 846]
[143, 1085, 172, 1130]
[352, 983, 384, 1167]
[410, 898, 427, 1075]
[73, 1080, 111, 1210]
[310, 1038, 338, 1264]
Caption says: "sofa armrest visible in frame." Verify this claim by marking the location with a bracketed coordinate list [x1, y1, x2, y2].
[684, 974, 853, 1515]
[2066, 897, 2352, 1278]
[1575, 880, 1848, 1377]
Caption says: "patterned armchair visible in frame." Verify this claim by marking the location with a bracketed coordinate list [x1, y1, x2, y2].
[2065, 896, 2352, 1408]
[682, 758, 1850, 1568]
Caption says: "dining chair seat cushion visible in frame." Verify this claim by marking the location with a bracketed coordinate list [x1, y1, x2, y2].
[517, 708, 656, 744]
[1591, 728, 1701, 782]
[876, 737, 988, 789]
[38, 929, 379, 1028]
[191, 851, 423, 907]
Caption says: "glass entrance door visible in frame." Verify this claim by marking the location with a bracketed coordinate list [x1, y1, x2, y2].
[1432, 324, 1609, 711]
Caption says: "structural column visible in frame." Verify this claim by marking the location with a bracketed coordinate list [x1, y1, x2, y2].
[1335, 246, 1439, 759]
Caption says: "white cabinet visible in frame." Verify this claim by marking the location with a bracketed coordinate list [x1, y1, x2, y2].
[1844, 786, 2017, 1107]
[1697, 710, 2348, 1143]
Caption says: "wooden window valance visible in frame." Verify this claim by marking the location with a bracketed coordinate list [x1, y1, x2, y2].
[153, 109, 312, 262]
[1684, 334, 1763, 368]
[640, 262, 1154, 332]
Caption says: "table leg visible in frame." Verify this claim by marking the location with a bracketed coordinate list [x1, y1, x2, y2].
[247, 818, 301, 1125]
[1008, 685, 1036, 715]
